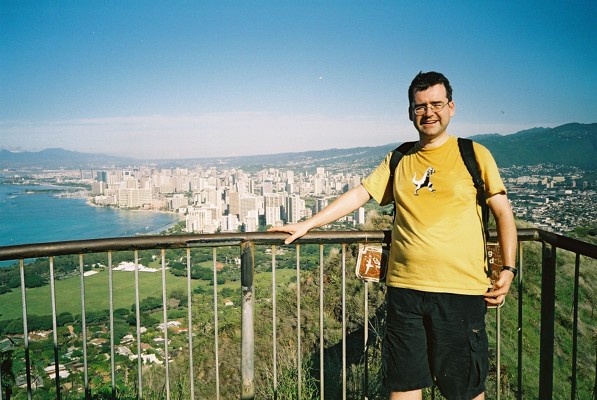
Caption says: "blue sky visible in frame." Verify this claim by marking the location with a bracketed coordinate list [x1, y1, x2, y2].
[1, 1, 595, 159]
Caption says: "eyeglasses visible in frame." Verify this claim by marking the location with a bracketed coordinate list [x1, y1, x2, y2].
[412, 101, 450, 116]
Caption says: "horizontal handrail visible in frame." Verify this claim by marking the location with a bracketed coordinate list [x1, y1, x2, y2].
[535, 229, 597, 258]
[0, 228, 552, 262]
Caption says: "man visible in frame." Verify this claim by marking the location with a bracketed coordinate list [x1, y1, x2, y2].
[269, 71, 517, 399]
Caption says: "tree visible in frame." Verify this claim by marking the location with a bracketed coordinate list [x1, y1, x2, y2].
[1, 340, 15, 400]
[362, 210, 393, 231]
[169, 288, 188, 305]
[57, 312, 74, 326]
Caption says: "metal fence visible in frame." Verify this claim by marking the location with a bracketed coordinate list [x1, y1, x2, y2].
[0, 229, 595, 399]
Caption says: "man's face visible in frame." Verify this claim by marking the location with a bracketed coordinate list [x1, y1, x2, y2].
[409, 84, 455, 140]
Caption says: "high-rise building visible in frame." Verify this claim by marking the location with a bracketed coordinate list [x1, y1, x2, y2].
[118, 188, 153, 208]
[315, 197, 329, 213]
[313, 178, 324, 195]
[286, 194, 304, 223]
[95, 171, 108, 183]
[262, 181, 274, 195]
[355, 206, 365, 225]
[244, 212, 259, 232]
[228, 191, 241, 216]
[168, 194, 189, 211]
[186, 207, 216, 233]
[91, 181, 106, 195]
[220, 214, 240, 232]
[239, 195, 258, 223]
[264, 193, 285, 226]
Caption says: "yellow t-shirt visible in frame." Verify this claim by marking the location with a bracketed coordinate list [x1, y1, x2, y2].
[362, 136, 506, 295]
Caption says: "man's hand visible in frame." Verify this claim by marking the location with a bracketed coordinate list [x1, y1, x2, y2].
[484, 269, 515, 306]
[268, 185, 372, 245]
[268, 221, 313, 244]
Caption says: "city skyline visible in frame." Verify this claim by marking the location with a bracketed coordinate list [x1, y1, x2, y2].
[1, 1, 596, 159]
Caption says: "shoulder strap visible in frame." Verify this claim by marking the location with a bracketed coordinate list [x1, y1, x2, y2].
[389, 141, 417, 181]
[388, 141, 417, 217]
[457, 138, 490, 241]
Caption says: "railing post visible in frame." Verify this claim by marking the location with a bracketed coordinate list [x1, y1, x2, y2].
[516, 243, 523, 400]
[107, 252, 116, 399]
[571, 253, 580, 399]
[213, 248, 221, 400]
[186, 248, 196, 400]
[241, 241, 255, 400]
[539, 242, 556, 399]
[78, 254, 90, 399]
[134, 250, 143, 398]
[160, 249, 171, 400]
[19, 259, 32, 400]
[296, 244, 302, 400]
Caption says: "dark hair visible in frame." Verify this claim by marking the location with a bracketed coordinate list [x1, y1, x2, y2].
[408, 71, 453, 104]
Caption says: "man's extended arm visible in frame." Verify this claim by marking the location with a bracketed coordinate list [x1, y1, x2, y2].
[484, 193, 518, 306]
[268, 184, 372, 244]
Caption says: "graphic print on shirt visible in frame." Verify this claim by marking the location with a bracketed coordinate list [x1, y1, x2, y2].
[412, 167, 435, 196]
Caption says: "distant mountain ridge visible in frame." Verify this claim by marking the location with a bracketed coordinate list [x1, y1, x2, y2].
[0, 148, 129, 169]
[470, 123, 596, 170]
[1, 122, 595, 170]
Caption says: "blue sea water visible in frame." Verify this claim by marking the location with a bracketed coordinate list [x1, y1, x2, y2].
[0, 184, 181, 249]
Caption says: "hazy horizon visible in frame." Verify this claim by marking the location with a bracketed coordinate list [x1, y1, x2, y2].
[1, 2, 595, 159]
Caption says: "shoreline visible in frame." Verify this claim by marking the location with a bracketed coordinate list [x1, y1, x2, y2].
[86, 197, 186, 217]
[85, 198, 185, 235]
[0, 187, 185, 264]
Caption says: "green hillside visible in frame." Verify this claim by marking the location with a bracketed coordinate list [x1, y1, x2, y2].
[471, 122, 597, 170]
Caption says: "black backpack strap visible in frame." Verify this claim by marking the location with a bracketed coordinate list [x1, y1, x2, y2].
[389, 141, 417, 182]
[388, 141, 417, 216]
[458, 138, 490, 241]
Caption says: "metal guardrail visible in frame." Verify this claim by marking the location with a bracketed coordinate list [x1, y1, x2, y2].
[0, 228, 595, 399]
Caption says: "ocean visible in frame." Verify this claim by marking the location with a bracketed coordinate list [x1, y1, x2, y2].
[0, 184, 182, 252]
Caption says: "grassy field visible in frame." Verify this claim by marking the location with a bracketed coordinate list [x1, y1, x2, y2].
[0, 268, 196, 320]
[0, 264, 298, 321]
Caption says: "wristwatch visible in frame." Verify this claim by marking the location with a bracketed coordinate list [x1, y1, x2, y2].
[501, 266, 517, 277]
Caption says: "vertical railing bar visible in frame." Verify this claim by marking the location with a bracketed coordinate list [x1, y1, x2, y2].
[108, 251, 116, 399]
[538, 242, 556, 399]
[496, 305, 501, 400]
[364, 280, 369, 400]
[161, 249, 171, 400]
[517, 242, 523, 400]
[272, 245, 278, 399]
[79, 254, 90, 399]
[19, 259, 32, 399]
[48, 257, 62, 399]
[319, 244, 325, 400]
[570, 253, 581, 400]
[186, 248, 195, 400]
[342, 244, 347, 400]
[213, 247, 220, 400]
[296, 244, 301, 400]
[594, 339, 597, 400]
[134, 250, 143, 398]
[241, 241, 255, 400]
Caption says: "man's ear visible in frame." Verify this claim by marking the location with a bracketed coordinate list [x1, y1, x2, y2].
[408, 107, 414, 121]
